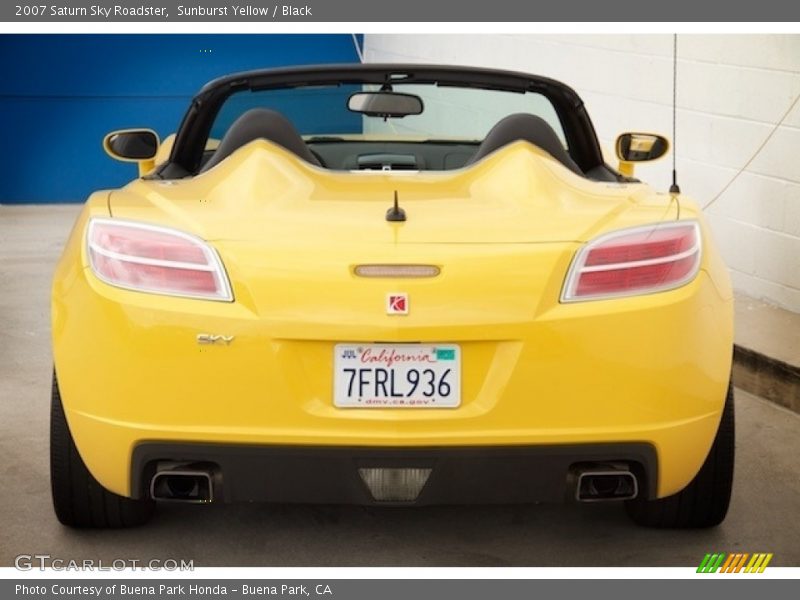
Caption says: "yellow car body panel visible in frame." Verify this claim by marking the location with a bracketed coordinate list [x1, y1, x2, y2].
[52, 141, 733, 501]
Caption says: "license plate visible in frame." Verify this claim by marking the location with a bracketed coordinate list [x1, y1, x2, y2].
[334, 344, 461, 408]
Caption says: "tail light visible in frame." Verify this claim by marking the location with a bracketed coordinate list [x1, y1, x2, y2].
[562, 221, 701, 302]
[86, 218, 233, 301]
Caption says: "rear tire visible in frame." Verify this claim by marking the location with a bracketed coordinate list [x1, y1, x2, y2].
[625, 382, 735, 528]
[50, 370, 154, 528]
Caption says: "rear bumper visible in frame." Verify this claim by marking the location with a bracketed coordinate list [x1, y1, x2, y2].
[131, 443, 658, 505]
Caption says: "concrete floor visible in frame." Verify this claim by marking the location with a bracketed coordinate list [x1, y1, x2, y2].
[1, 204, 799, 567]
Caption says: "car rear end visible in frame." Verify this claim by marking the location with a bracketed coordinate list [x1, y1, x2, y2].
[51, 151, 733, 510]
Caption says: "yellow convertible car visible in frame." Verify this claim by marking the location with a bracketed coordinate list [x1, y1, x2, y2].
[51, 64, 734, 529]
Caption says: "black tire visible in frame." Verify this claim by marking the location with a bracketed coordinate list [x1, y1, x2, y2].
[50, 370, 154, 528]
[625, 382, 735, 528]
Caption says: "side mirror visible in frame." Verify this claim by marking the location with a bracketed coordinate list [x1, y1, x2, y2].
[615, 132, 669, 177]
[347, 91, 424, 118]
[103, 129, 160, 175]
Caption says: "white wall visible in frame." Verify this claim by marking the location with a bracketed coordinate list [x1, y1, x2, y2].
[364, 34, 800, 313]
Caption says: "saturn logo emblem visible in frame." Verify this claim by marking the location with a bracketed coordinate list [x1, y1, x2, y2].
[386, 293, 409, 315]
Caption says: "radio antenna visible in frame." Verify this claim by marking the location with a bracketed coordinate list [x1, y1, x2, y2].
[386, 190, 407, 222]
[669, 34, 681, 195]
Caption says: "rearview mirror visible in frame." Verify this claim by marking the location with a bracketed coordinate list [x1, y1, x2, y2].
[347, 91, 423, 118]
[615, 133, 669, 163]
[103, 129, 159, 162]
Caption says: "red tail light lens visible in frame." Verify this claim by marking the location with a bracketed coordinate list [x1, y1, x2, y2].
[562, 221, 701, 302]
[87, 218, 233, 301]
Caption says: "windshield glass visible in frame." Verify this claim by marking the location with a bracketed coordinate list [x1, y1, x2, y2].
[210, 83, 566, 145]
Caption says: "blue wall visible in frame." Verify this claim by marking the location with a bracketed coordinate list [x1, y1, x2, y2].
[0, 34, 363, 203]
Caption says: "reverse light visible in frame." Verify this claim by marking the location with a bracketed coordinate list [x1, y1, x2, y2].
[562, 221, 701, 302]
[86, 218, 233, 301]
[358, 468, 432, 502]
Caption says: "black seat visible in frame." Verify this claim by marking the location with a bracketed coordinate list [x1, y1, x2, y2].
[201, 108, 321, 172]
[467, 113, 582, 175]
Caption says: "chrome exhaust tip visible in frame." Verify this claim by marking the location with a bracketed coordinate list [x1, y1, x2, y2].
[575, 470, 638, 502]
[150, 469, 214, 503]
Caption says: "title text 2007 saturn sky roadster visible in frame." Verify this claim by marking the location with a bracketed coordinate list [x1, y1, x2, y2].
[50, 64, 734, 528]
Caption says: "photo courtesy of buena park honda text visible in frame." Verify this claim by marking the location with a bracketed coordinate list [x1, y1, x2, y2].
[0, 0, 799, 597]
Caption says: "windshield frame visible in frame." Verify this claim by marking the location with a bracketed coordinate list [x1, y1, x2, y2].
[156, 63, 605, 179]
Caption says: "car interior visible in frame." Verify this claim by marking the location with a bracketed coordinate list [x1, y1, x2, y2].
[198, 106, 620, 181]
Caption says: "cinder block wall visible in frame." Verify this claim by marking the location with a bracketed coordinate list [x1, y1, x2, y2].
[364, 34, 800, 313]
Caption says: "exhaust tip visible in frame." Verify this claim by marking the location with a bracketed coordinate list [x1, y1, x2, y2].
[575, 470, 638, 502]
[150, 470, 214, 503]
